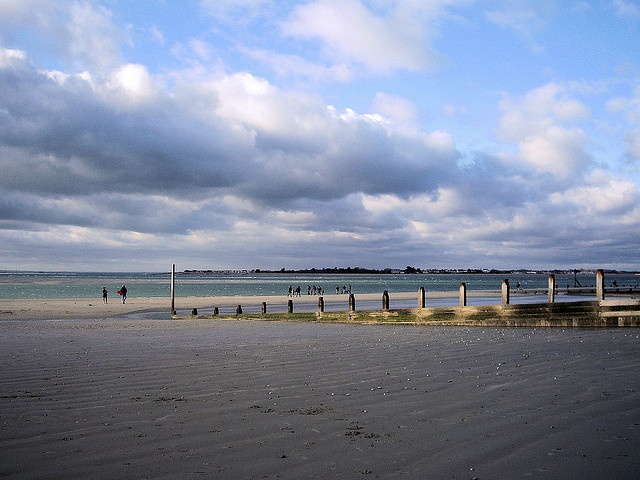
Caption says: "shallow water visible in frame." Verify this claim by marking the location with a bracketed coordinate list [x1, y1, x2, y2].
[1, 270, 637, 300]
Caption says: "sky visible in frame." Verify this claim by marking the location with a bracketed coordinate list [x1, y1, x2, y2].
[0, 0, 639, 272]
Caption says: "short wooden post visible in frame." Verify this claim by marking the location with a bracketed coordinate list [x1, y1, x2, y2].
[213, 307, 219, 316]
[318, 296, 324, 313]
[502, 279, 510, 305]
[236, 305, 242, 315]
[349, 293, 356, 312]
[288, 299, 294, 313]
[382, 290, 390, 310]
[418, 286, 426, 309]
[261, 302, 267, 314]
[548, 274, 556, 303]
[191, 308, 198, 316]
[596, 269, 605, 301]
[459, 282, 467, 307]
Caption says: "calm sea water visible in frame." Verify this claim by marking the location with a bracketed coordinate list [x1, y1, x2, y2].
[1, 270, 638, 300]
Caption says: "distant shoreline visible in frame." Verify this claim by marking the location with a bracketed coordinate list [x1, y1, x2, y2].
[181, 268, 640, 275]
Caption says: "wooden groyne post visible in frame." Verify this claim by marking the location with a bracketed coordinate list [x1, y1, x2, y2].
[318, 296, 324, 313]
[288, 299, 294, 314]
[349, 293, 356, 312]
[418, 287, 426, 309]
[502, 279, 510, 305]
[597, 269, 605, 301]
[548, 274, 556, 303]
[261, 302, 267, 315]
[382, 290, 390, 310]
[460, 282, 467, 307]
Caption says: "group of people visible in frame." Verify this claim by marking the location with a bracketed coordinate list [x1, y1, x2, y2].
[287, 284, 353, 296]
[287, 285, 326, 296]
[102, 284, 128, 304]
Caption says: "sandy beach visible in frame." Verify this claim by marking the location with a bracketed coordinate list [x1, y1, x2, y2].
[0, 294, 421, 321]
[1, 302, 639, 479]
[0, 289, 537, 322]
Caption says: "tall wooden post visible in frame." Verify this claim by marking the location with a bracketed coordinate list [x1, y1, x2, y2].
[502, 279, 510, 305]
[170, 263, 176, 316]
[382, 290, 390, 310]
[418, 287, 426, 309]
[261, 302, 267, 314]
[318, 296, 324, 313]
[596, 269, 605, 301]
[548, 274, 556, 303]
[459, 282, 467, 307]
[349, 294, 356, 312]
[288, 299, 294, 313]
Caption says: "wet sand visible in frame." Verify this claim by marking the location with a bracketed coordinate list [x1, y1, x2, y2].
[0, 289, 533, 322]
[1, 315, 639, 479]
[0, 295, 376, 321]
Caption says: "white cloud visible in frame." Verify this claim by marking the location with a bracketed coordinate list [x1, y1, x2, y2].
[497, 83, 592, 178]
[107, 63, 157, 101]
[200, 0, 273, 20]
[281, 0, 444, 74]
[373, 92, 417, 126]
[241, 47, 354, 83]
[0, 48, 27, 67]
[0, 0, 49, 23]
[64, 2, 127, 73]
[0, 1, 128, 75]
[612, 0, 640, 18]
[485, 0, 556, 52]
[607, 86, 640, 123]
[149, 25, 165, 45]
[550, 170, 640, 215]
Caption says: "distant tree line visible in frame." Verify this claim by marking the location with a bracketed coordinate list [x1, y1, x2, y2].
[183, 267, 638, 275]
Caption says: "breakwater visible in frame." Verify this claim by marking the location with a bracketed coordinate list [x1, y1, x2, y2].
[173, 270, 640, 327]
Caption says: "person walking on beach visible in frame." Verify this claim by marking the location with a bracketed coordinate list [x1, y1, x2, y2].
[119, 284, 127, 304]
[102, 287, 108, 304]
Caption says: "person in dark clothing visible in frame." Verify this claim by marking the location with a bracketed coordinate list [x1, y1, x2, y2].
[119, 284, 127, 304]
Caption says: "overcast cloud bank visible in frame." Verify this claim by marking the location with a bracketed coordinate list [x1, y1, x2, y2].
[0, 1, 638, 271]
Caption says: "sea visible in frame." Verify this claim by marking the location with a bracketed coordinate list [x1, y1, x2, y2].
[1, 270, 638, 301]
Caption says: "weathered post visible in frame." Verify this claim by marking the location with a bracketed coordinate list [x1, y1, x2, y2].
[349, 293, 356, 312]
[418, 287, 426, 309]
[170, 263, 176, 316]
[288, 299, 294, 313]
[191, 308, 198, 316]
[548, 274, 556, 303]
[236, 305, 242, 315]
[261, 302, 267, 315]
[459, 282, 467, 307]
[318, 296, 324, 313]
[502, 279, 510, 305]
[382, 290, 390, 310]
[213, 307, 219, 316]
[596, 269, 605, 301]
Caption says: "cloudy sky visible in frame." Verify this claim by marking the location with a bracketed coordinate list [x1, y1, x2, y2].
[0, 0, 639, 272]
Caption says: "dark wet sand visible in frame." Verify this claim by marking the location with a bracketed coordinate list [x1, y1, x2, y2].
[1, 318, 639, 479]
